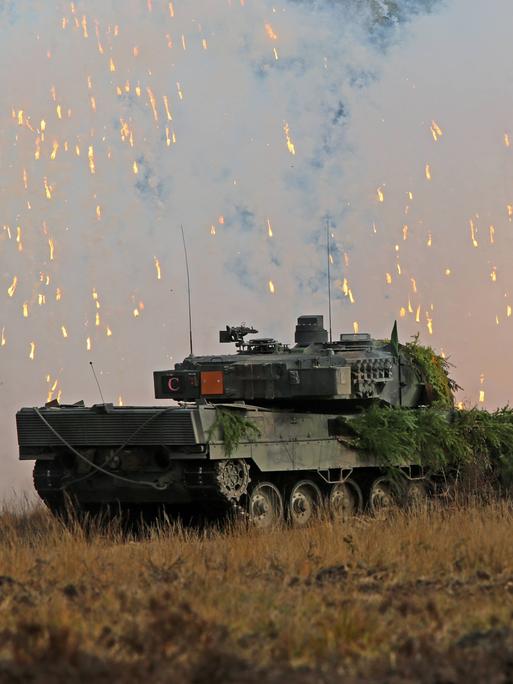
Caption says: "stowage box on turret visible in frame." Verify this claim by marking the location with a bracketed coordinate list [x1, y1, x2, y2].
[16, 315, 442, 526]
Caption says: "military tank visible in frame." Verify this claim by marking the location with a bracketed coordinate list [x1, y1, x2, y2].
[16, 315, 444, 527]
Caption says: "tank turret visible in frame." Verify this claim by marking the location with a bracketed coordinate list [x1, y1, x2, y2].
[153, 315, 427, 409]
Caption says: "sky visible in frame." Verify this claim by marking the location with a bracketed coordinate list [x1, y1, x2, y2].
[1, 0, 513, 498]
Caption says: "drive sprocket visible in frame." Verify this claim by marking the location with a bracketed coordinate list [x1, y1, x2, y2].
[215, 459, 251, 501]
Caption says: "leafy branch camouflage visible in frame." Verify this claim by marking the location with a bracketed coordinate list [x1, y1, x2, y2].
[208, 409, 261, 457]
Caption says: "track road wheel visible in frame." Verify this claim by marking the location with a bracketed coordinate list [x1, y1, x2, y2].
[329, 482, 359, 522]
[405, 480, 429, 510]
[368, 477, 399, 517]
[288, 480, 322, 527]
[248, 482, 283, 529]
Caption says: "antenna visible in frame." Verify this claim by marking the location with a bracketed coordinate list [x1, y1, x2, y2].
[89, 361, 106, 405]
[181, 224, 194, 356]
[326, 217, 333, 343]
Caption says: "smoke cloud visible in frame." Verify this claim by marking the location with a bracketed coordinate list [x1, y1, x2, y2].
[1, 0, 511, 498]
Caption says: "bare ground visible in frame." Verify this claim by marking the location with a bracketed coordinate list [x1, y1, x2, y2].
[0, 501, 513, 683]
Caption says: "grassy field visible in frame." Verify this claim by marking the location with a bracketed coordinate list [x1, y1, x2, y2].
[0, 502, 513, 682]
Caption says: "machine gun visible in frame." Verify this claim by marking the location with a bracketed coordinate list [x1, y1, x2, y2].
[219, 324, 258, 350]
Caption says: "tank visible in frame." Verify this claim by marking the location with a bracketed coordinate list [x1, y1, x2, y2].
[16, 315, 445, 527]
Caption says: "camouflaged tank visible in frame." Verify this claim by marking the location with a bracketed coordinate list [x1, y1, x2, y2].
[16, 315, 438, 527]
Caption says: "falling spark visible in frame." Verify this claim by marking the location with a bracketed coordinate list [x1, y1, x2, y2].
[491, 267, 497, 282]
[507, 305, 512, 318]
[29, 342, 35, 360]
[43, 177, 52, 199]
[425, 163, 432, 180]
[489, 225, 495, 244]
[61, 325, 68, 338]
[163, 95, 172, 121]
[50, 141, 59, 160]
[48, 239, 55, 260]
[479, 390, 485, 403]
[133, 160, 138, 174]
[210, 224, 216, 236]
[154, 256, 161, 280]
[176, 82, 184, 100]
[376, 187, 384, 203]
[22, 168, 28, 189]
[96, 205, 101, 220]
[109, 57, 116, 72]
[117, 395, 124, 407]
[353, 321, 359, 334]
[147, 87, 158, 121]
[86, 337, 92, 351]
[504, 132, 511, 148]
[55, 288, 62, 301]
[402, 225, 408, 240]
[283, 122, 296, 155]
[8, 275, 18, 298]
[427, 232, 432, 247]
[133, 308, 140, 317]
[470, 219, 478, 247]
[268, 280, 275, 294]
[88, 145, 95, 174]
[106, 326, 112, 337]
[265, 23, 278, 40]
[22, 302, 29, 318]
[385, 273, 392, 285]
[430, 120, 443, 141]
[426, 315, 433, 335]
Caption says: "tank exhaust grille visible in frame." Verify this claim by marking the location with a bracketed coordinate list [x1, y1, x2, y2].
[16, 407, 197, 447]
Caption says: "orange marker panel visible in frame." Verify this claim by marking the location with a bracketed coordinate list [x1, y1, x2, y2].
[201, 370, 224, 395]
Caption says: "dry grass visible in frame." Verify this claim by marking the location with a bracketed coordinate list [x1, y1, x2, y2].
[1, 502, 513, 682]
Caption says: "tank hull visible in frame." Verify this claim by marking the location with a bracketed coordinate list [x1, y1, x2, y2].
[18, 402, 424, 519]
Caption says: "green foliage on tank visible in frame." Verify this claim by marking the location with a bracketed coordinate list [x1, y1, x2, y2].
[340, 404, 513, 485]
[402, 335, 460, 407]
[208, 408, 261, 457]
